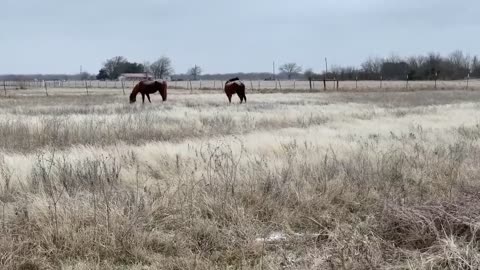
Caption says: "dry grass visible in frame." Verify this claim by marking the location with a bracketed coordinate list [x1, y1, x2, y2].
[2, 88, 480, 269]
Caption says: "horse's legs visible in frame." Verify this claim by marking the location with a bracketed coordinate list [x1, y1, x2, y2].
[146, 93, 151, 103]
[227, 94, 232, 103]
[141, 93, 145, 103]
[237, 92, 246, 104]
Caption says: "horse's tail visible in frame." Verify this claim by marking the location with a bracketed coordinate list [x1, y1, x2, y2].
[160, 81, 167, 101]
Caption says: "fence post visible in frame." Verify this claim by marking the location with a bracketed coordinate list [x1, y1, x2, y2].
[121, 80, 125, 95]
[336, 79, 339, 90]
[355, 76, 358, 89]
[434, 72, 438, 89]
[250, 80, 254, 91]
[467, 72, 470, 90]
[258, 80, 260, 90]
[309, 78, 312, 90]
[44, 81, 48, 96]
[213, 80, 216, 89]
[380, 76, 383, 89]
[3, 81, 6, 96]
[323, 79, 326, 91]
[278, 80, 282, 90]
[85, 81, 89, 95]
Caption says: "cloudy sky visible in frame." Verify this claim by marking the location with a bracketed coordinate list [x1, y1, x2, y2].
[1, 0, 478, 74]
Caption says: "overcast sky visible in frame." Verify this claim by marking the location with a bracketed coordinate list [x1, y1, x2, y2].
[1, 0, 478, 74]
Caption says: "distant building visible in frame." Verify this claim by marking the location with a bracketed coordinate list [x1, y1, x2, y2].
[119, 73, 153, 81]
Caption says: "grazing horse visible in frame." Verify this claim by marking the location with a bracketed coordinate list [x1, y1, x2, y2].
[224, 77, 246, 103]
[129, 80, 167, 103]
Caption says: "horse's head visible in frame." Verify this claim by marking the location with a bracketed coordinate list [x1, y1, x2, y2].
[155, 81, 167, 101]
[129, 92, 136, 103]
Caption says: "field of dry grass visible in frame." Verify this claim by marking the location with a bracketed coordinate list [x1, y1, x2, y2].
[2, 88, 480, 269]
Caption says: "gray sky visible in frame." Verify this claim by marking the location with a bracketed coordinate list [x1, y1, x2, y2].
[1, 0, 478, 74]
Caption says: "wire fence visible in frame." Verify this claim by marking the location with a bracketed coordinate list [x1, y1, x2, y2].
[2, 79, 480, 94]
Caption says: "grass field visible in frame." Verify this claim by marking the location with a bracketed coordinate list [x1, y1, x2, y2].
[2, 88, 480, 269]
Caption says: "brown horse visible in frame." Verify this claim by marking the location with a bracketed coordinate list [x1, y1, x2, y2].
[129, 80, 167, 103]
[224, 78, 246, 103]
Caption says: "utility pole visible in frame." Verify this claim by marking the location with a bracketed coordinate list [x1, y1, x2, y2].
[325, 58, 328, 78]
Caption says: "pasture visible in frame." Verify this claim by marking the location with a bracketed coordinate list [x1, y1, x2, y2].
[2, 87, 480, 269]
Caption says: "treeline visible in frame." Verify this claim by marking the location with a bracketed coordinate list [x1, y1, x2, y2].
[327, 51, 480, 81]
[2, 50, 479, 82]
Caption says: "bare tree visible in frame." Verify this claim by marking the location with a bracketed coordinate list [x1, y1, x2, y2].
[472, 56, 480, 77]
[150, 57, 174, 79]
[188, 65, 202, 80]
[143, 61, 151, 75]
[449, 50, 468, 69]
[361, 57, 383, 76]
[103, 56, 128, 79]
[279, 63, 302, 80]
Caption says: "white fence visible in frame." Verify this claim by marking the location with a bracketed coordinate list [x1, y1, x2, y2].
[2, 79, 480, 92]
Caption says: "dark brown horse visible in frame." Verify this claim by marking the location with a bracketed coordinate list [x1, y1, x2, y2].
[224, 78, 246, 103]
[129, 80, 167, 103]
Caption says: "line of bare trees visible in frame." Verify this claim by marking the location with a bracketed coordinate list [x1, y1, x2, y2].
[321, 51, 480, 81]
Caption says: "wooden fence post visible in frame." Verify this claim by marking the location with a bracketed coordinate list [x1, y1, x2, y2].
[309, 78, 312, 90]
[3, 81, 6, 96]
[121, 80, 125, 95]
[355, 76, 358, 89]
[44, 81, 48, 96]
[406, 74, 409, 90]
[467, 73, 470, 90]
[85, 81, 89, 95]
[250, 81, 254, 91]
[434, 72, 438, 89]
[380, 76, 383, 89]
[258, 80, 260, 90]
[213, 80, 216, 89]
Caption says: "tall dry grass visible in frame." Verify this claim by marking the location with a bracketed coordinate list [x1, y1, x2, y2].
[1, 89, 480, 269]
